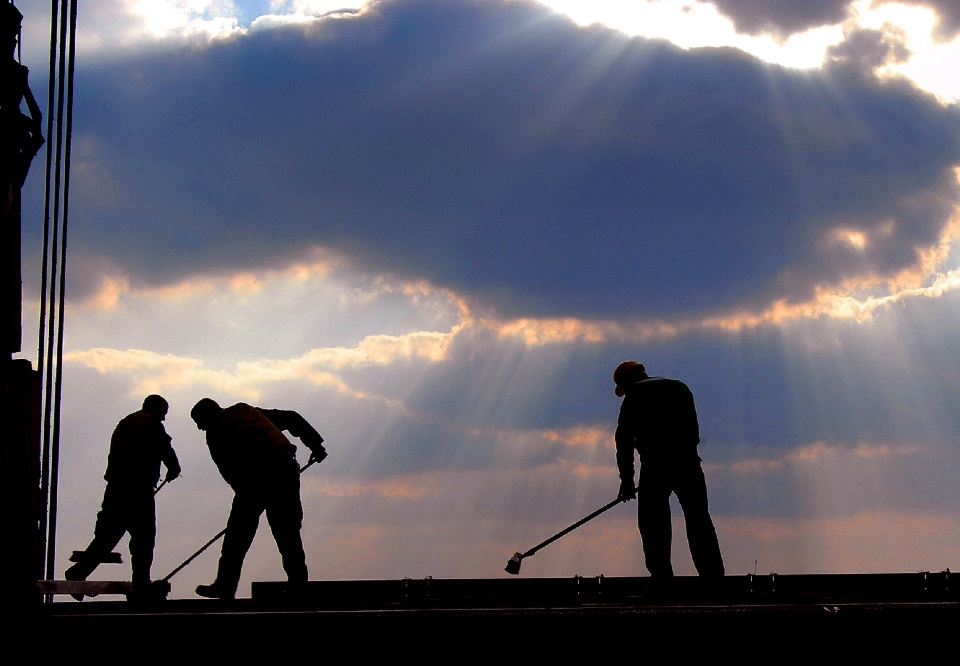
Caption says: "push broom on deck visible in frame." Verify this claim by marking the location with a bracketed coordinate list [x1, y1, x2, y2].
[505, 488, 636, 575]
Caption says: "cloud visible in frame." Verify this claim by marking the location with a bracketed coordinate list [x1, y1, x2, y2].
[709, 435, 960, 511]
[715, 510, 960, 574]
[55, 241, 960, 459]
[62, 322, 454, 400]
[826, 24, 912, 72]
[16, 0, 247, 65]
[56, 366, 960, 586]
[711, 0, 853, 38]
[32, 0, 955, 324]
[709, 1, 960, 41]
[909, 0, 960, 40]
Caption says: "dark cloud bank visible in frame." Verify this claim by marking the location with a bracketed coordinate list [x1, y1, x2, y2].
[45, 0, 960, 319]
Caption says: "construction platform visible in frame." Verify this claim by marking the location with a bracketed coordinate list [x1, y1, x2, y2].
[10, 572, 960, 657]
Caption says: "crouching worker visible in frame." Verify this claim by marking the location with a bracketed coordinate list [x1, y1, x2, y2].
[190, 398, 327, 599]
[66, 394, 180, 600]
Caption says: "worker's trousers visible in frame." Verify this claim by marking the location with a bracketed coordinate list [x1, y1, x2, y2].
[637, 458, 725, 579]
[66, 483, 156, 584]
[214, 469, 308, 594]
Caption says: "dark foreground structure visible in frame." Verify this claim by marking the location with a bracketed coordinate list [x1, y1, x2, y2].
[11, 572, 960, 657]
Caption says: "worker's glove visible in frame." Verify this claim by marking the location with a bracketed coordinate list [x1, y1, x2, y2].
[308, 447, 328, 465]
[618, 479, 636, 502]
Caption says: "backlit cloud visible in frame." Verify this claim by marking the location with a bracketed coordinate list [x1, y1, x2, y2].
[710, 1, 960, 41]
[63, 324, 456, 400]
[39, 0, 958, 325]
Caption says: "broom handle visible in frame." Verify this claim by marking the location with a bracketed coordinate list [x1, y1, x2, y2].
[521, 491, 634, 558]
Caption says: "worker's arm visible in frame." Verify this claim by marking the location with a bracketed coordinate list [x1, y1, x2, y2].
[615, 401, 637, 501]
[23, 80, 42, 125]
[260, 409, 327, 461]
[16, 67, 45, 184]
[161, 432, 182, 482]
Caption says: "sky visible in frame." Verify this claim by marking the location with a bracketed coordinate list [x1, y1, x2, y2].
[12, 0, 960, 597]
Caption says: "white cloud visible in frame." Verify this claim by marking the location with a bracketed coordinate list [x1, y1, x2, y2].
[131, 0, 243, 38]
[537, 0, 960, 99]
[62, 324, 456, 401]
[540, 0, 845, 68]
[66, 0, 248, 57]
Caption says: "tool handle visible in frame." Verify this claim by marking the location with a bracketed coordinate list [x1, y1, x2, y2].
[153, 479, 167, 495]
[162, 458, 318, 582]
[521, 493, 631, 558]
[162, 527, 228, 582]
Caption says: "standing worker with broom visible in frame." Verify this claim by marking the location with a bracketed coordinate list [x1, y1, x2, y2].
[66, 394, 181, 600]
[190, 398, 327, 599]
[613, 361, 724, 581]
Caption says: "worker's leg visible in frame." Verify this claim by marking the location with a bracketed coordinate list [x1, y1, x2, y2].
[213, 492, 264, 595]
[637, 465, 674, 578]
[127, 493, 157, 586]
[674, 461, 724, 578]
[264, 474, 307, 585]
[65, 485, 127, 581]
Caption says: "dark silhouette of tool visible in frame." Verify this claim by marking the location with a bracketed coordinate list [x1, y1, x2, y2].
[505, 489, 637, 575]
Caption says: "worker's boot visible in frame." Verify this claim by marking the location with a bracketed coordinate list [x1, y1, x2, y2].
[64, 563, 89, 601]
[195, 582, 235, 600]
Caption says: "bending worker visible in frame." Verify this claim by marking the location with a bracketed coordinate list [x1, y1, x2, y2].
[66, 394, 180, 598]
[190, 398, 327, 599]
[613, 361, 724, 580]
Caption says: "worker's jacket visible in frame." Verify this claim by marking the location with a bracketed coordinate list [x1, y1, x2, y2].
[104, 409, 180, 490]
[205, 403, 325, 494]
[615, 375, 701, 483]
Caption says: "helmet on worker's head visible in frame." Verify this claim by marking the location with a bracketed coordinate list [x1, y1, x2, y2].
[190, 398, 223, 430]
[613, 361, 646, 397]
[142, 394, 169, 418]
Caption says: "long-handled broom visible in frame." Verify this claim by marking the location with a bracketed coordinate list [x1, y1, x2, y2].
[505, 489, 635, 575]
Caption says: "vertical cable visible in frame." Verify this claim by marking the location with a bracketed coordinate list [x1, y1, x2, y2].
[40, 0, 70, 584]
[36, 0, 60, 576]
[45, 0, 77, 583]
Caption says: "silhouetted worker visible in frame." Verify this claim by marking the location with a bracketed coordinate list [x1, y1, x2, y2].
[1, 3, 43, 357]
[614, 361, 724, 580]
[65, 395, 181, 598]
[0, 3, 42, 198]
[190, 398, 327, 599]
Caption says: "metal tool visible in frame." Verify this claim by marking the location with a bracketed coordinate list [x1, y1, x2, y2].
[505, 489, 636, 575]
